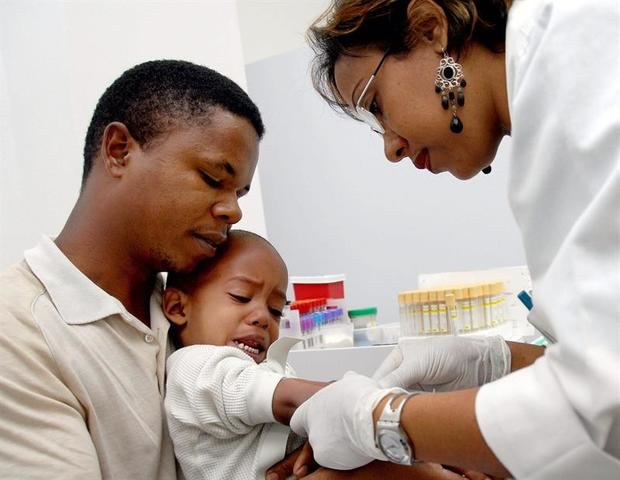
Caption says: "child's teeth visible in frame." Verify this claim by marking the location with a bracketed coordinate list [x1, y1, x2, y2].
[234, 341, 259, 355]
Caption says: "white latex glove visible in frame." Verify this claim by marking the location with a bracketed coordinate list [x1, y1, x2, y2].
[290, 371, 405, 470]
[372, 336, 511, 391]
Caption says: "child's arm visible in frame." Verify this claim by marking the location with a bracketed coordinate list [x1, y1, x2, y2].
[165, 344, 285, 437]
[272, 378, 330, 425]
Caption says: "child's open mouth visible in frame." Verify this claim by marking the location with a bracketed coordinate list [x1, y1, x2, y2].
[233, 337, 266, 362]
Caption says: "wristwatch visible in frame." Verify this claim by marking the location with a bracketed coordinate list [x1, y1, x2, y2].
[374, 393, 418, 465]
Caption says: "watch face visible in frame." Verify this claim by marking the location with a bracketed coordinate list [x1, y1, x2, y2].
[378, 431, 411, 464]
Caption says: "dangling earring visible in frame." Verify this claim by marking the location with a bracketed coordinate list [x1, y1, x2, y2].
[434, 50, 466, 134]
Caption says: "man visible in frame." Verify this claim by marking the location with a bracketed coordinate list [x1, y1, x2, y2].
[0, 60, 263, 479]
[0, 59, 487, 480]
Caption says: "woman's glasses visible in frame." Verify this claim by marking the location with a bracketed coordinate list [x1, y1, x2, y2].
[353, 48, 390, 135]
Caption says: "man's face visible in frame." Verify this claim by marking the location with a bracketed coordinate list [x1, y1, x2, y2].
[165, 237, 287, 364]
[123, 109, 259, 273]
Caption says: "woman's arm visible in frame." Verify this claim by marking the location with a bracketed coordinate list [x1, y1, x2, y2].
[373, 390, 510, 478]
[289, 373, 510, 477]
[505, 341, 544, 372]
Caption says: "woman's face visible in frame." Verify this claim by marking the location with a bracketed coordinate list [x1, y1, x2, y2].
[334, 44, 506, 179]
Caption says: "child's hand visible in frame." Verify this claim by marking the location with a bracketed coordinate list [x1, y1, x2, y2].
[265, 443, 314, 480]
[293, 441, 316, 478]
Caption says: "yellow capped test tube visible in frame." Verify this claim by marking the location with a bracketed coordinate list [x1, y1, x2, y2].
[398, 292, 409, 336]
[412, 292, 424, 335]
[491, 282, 506, 325]
[468, 285, 484, 330]
[482, 283, 493, 328]
[429, 290, 439, 334]
[437, 290, 448, 333]
[419, 291, 430, 335]
[405, 291, 415, 337]
[445, 292, 458, 335]
[456, 287, 472, 332]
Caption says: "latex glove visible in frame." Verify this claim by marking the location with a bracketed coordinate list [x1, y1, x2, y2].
[372, 336, 510, 391]
[290, 372, 404, 470]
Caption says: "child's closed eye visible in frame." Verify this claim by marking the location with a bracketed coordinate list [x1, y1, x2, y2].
[229, 293, 250, 303]
[268, 307, 283, 318]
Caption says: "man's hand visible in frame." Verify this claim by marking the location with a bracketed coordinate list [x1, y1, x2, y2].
[372, 336, 511, 391]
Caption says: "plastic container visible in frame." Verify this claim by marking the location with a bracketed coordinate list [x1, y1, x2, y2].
[290, 274, 345, 302]
[353, 322, 400, 346]
[348, 307, 378, 329]
[379, 322, 401, 345]
[353, 325, 384, 346]
[320, 322, 354, 348]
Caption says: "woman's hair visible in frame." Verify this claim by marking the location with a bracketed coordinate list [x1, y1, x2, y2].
[307, 0, 511, 114]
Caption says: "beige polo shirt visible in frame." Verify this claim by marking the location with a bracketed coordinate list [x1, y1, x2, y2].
[0, 236, 177, 480]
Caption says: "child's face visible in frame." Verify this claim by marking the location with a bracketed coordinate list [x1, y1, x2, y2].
[164, 238, 287, 363]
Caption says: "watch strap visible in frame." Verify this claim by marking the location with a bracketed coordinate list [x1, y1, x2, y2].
[375, 392, 421, 464]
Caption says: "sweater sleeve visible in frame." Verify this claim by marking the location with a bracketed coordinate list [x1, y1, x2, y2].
[165, 345, 284, 439]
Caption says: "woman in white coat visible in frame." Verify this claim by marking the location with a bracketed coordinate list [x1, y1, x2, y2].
[289, 0, 620, 478]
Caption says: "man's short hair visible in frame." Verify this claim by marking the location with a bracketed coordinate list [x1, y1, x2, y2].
[82, 60, 265, 183]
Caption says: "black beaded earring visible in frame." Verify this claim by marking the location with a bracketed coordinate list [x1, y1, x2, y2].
[434, 50, 466, 134]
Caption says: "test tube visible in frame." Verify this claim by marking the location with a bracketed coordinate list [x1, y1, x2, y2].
[301, 315, 309, 348]
[418, 291, 429, 335]
[406, 292, 416, 337]
[491, 282, 505, 325]
[398, 293, 409, 337]
[428, 290, 439, 334]
[482, 284, 493, 328]
[469, 285, 484, 330]
[413, 292, 424, 335]
[437, 290, 448, 334]
[445, 292, 458, 335]
[456, 288, 472, 332]
[313, 313, 323, 347]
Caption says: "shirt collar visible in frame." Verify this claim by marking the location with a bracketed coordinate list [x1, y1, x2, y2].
[149, 275, 170, 335]
[24, 236, 164, 327]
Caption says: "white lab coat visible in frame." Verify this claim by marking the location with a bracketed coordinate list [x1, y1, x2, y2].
[475, 0, 620, 478]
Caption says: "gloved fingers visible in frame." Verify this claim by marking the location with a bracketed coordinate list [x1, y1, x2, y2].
[487, 336, 511, 382]
[376, 367, 409, 389]
[290, 372, 378, 436]
[371, 345, 403, 381]
[290, 399, 309, 437]
[312, 443, 374, 471]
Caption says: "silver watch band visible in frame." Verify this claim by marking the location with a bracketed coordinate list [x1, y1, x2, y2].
[375, 392, 421, 465]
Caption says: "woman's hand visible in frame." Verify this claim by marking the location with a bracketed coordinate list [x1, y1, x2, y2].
[289, 372, 402, 470]
[372, 336, 511, 391]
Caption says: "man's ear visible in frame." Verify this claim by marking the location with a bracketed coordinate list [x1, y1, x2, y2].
[162, 288, 190, 327]
[100, 122, 137, 178]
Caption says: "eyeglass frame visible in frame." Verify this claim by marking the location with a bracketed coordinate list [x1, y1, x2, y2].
[353, 47, 391, 135]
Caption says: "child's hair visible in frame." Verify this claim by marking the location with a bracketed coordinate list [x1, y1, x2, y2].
[165, 229, 284, 349]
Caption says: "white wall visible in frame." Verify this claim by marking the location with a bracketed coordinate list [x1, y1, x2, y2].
[246, 48, 526, 324]
[0, 0, 267, 269]
[237, 0, 330, 64]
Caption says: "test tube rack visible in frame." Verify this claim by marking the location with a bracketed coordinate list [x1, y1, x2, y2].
[398, 282, 507, 337]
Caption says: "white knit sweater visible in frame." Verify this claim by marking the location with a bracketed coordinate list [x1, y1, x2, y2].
[165, 337, 301, 480]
